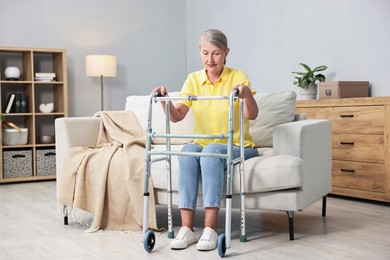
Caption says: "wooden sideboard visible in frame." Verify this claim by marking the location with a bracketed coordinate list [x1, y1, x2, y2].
[296, 97, 390, 203]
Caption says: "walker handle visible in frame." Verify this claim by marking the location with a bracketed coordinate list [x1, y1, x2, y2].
[155, 90, 164, 97]
[232, 88, 240, 97]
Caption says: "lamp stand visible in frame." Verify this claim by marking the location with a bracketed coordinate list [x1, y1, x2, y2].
[100, 75, 104, 111]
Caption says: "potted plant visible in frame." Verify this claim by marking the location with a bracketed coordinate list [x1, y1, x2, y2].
[293, 63, 327, 100]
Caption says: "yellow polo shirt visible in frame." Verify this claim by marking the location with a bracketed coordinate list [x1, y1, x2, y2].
[179, 66, 256, 147]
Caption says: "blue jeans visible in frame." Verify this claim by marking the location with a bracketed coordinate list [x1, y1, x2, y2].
[178, 143, 259, 210]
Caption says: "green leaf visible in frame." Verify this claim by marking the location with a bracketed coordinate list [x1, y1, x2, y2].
[299, 63, 311, 73]
[312, 65, 328, 72]
[316, 74, 326, 82]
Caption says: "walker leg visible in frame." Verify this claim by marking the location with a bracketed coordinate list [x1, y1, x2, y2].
[143, 193, 150, 237]
[167, 189, 174, 238]
[240, 192, 247, 242]
[225, 196, 232, 248]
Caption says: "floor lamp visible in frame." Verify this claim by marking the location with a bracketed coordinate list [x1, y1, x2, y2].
[86, 55, 117, 111]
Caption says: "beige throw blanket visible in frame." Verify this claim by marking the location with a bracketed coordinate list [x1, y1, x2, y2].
[58, 111, 159, 232]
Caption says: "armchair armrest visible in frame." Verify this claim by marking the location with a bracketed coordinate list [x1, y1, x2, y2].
[273, 119, 332, 208]
[55, 117, 101, 199]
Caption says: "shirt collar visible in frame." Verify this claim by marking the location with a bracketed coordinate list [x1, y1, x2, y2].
[201, 66, 228, 86]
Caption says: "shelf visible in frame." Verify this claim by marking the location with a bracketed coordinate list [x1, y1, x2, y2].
[0, 46, 68, 183]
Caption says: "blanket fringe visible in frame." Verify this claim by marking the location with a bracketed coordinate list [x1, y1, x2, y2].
[57, 202, 94, 228]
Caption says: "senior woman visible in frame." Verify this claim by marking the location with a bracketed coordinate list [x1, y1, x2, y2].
[152, 29, 259, 251]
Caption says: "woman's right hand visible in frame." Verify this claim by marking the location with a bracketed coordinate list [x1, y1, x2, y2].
[152, 86, 168, 96]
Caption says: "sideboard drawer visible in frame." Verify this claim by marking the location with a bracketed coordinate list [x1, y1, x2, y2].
[332, 134, 385, 163]
[322, 106, 385, 134]
[332, 160, 385, 193]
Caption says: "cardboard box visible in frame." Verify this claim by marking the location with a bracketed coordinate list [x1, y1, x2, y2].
[319, 81, 369, 99]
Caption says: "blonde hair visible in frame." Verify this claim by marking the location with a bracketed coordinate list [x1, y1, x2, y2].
[199, 29, 228, 50]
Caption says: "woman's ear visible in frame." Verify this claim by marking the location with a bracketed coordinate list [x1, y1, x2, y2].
[225, 48, 230, 56]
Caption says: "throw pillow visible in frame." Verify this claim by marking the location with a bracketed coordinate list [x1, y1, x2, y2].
[250, 90, 297, 147]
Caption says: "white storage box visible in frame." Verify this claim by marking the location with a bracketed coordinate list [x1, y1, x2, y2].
[2, 128, 28, 145]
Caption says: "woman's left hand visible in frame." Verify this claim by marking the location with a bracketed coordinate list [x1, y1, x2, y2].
[233, 84, 258, 120]
[234, 84, 252, 99]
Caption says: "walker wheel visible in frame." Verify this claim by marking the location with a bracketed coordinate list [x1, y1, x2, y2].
[218, 233, 226, 257]
[143, 230, 156, 253]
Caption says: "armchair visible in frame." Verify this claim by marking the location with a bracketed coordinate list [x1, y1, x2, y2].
[55, 90, 332, 240]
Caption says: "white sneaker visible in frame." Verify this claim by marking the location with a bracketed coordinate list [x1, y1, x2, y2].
[170, 226, 197, 250]
[196, 227, 218, 251]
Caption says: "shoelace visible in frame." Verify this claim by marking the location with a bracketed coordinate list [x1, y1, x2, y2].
[199, 229, 215, 241]
[175, 228, 190, 240]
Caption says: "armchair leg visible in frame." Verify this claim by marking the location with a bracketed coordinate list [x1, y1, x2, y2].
[322, 195, 327, 217]
[286, 211, 294, 240]
[64, 216, 68, 225]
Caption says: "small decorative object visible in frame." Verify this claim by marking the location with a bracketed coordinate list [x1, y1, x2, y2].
[4, 67, 21, 80]
[2, 121, 28, 145]
[39, 103, 54, 113]
[292, 63, 327, 100]
[38, 135, 55, 144]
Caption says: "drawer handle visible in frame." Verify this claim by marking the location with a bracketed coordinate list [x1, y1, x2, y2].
[341, 169, 355, 173]
[340, 114, 354, 118]
[44, 152, 56, 157]
[340, 141, 355, 145]
[12, 154, 26, 158]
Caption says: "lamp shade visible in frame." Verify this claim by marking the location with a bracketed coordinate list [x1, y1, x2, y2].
[86, 55, 117, 77]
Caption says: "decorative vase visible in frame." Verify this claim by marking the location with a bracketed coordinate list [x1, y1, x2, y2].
[299, 84, 317, 100]
[4, 67, 21, 80]
[39, 103, 54, 113]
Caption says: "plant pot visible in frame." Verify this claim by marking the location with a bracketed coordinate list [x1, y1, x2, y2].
[299, 84, 317, 100]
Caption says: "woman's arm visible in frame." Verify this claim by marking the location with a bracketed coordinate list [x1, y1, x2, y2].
[235, 84, 259, 120]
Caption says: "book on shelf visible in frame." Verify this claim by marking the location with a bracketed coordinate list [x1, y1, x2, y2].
[14, 93, 28, 113]
[4, 93, 16, 113]
[34, 77, 56, 82]
[34, 72, 56, 82]
[14, 93, 22, 113]
[21, 93, 28, 113]
[35, 72, 56, 78]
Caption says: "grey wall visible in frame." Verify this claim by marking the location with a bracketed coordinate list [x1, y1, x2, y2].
[186, 0, 390, 97]
[1, 0, 389, 116]
[0, 0, 187, 116]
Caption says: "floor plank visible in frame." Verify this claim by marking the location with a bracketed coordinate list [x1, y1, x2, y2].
[0, 181, 389, 259]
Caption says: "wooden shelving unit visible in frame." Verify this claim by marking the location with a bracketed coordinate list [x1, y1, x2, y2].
[0, 46, 68, 183]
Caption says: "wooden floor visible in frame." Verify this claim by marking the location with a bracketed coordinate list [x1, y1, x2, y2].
[0, 181, 389, 259]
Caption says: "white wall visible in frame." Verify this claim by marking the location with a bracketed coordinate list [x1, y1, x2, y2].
[1, 0, 389, 116]
[186, 0, 390, 97]
[0, 0, 187, 116]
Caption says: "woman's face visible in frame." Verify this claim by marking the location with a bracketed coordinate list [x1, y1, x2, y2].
[200, 39, 229, 75]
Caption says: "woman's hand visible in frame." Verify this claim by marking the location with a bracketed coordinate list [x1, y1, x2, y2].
[233, 84, 259, 120]
[152, 86, 168, 96]
[234, 84, 252, 99]
[151, 85, 189, 122]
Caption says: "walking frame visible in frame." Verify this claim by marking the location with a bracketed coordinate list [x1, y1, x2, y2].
[142, 89, 246, 257]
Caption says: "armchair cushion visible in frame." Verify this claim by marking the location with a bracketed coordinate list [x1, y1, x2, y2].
[250, 91, 297, 147]
[150, 145, 303, 194]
